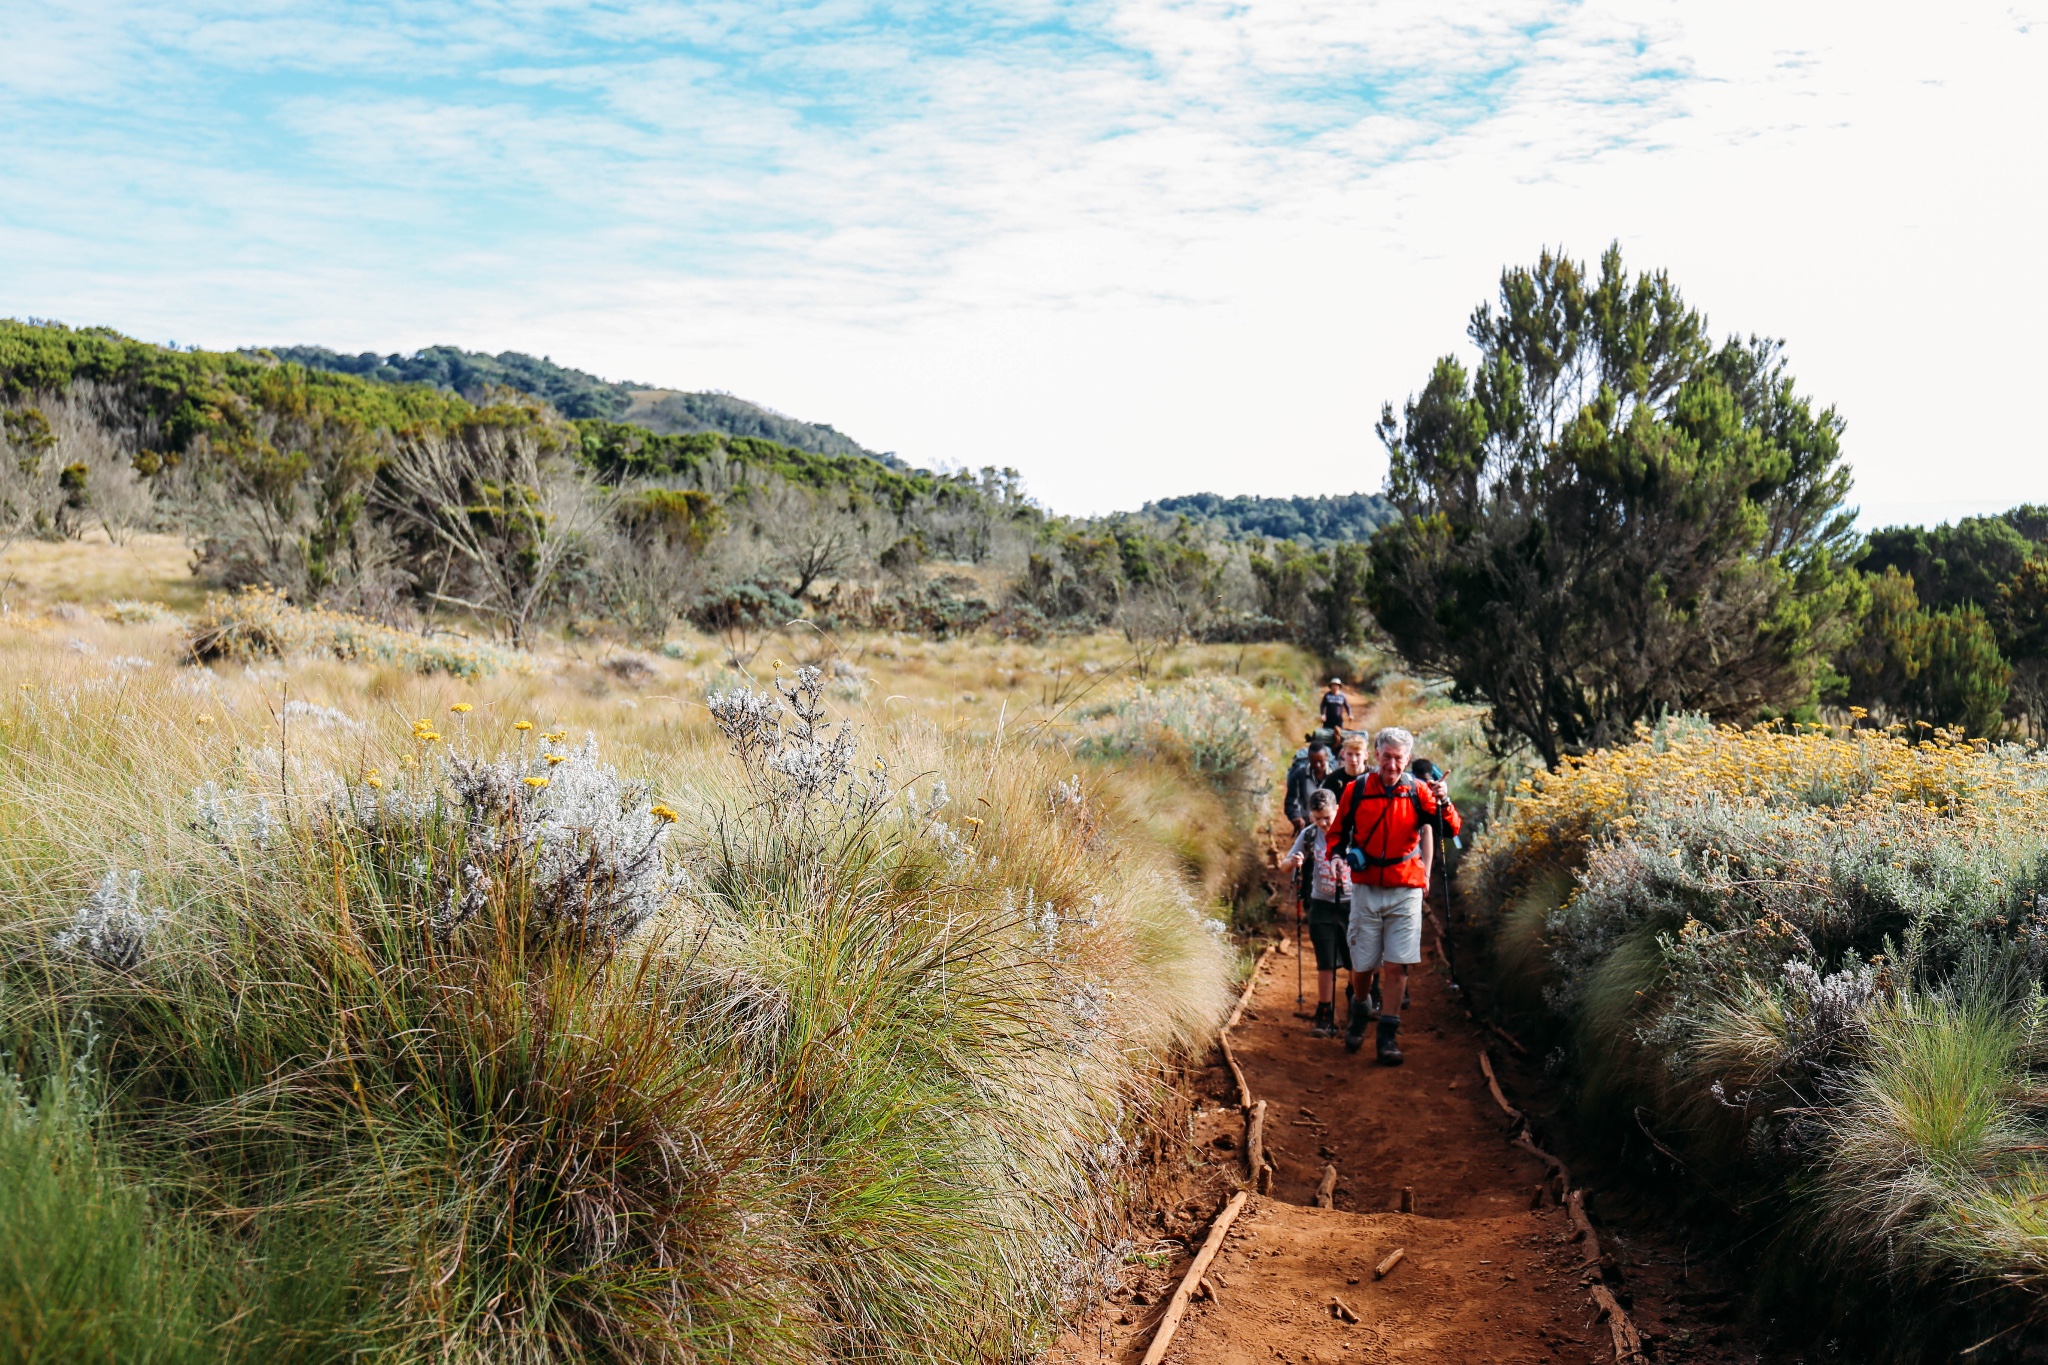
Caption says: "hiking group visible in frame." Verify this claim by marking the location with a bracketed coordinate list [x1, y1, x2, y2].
[1281, 679, 1461, 1066]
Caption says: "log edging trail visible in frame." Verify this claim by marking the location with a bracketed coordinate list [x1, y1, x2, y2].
[1473, 1046, 1648, 1365]
[1141, 940, 1276, 1362]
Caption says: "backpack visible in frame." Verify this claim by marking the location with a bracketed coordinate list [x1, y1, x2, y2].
[1339, 774, 1431, 872]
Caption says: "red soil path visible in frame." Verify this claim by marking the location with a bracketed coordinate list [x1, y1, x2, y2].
[1044, 690, 1792, 1365]
[1044, 939, 1621, 1365]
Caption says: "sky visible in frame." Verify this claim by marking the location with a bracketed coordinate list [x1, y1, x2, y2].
[3, 2, 2044, 524]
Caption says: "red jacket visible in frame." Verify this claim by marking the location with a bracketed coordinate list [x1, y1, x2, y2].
[1326, 771, 1462, 889]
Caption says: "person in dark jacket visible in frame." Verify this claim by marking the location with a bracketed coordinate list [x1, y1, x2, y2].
[1322, 735, 1366, 807]
[1284, 744, 1333, 831]
[1318, 678, 1352, 735]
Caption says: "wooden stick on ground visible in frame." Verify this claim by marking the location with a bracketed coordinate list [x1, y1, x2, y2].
[1245, 1100, 1267, 1183]
[1589, 1283, 1648, 1365]
[1315, 1164, 1339, 1209]
[1566, 1188, 1604, 1268]
[1512, 1131, 1568, 1189]
[1139, 1191, 1249, 1365]
[1373, 1247, 1406, 1279]
[1223, 942, 1278, 1035]
[1504, 1124, 1643, 1362]
[1477, 1050, 1523, 1127]
[1220, 1034, 1252, 1109]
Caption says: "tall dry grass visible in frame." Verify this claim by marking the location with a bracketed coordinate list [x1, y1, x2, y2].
[0, 630, 1235, 1362]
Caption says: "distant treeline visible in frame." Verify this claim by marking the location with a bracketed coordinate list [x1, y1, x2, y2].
[0, 320, 1389, 660]
[1139, 491, 1396, 545]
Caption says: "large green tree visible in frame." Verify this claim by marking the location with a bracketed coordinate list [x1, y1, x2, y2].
[1368, 245, 1864, 766]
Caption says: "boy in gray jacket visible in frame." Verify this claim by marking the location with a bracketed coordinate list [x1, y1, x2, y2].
[1281, 787, 1356, 1038]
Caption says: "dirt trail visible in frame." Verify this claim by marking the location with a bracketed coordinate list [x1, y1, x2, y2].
[1157, 941, 1616, 1365]
[1044, 687, 1798, 1365]
[1043, 933, 1627, 1365]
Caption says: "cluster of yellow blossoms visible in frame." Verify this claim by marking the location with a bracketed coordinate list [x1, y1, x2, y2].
[1487, 718, 2048, 888]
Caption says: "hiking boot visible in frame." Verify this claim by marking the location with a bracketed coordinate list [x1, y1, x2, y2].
[1344, 1001, 1370, 1053]
[1311, 1002, 1335, 1038]
[1376, 1014, 1405, 1066]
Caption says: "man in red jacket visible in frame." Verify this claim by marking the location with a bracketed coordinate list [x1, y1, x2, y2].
[1328, 726, 1461, 1063]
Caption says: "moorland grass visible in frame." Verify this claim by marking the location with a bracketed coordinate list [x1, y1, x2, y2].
[0, 632, 1238, 1362]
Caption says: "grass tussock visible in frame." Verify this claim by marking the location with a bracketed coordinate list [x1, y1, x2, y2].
[1468, 717, 2048, 1359]
[188, 585, 537, 678]
[0, 641, 1235, 1363]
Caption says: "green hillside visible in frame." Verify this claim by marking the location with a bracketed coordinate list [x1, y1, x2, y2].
[256, 344, 900, 466]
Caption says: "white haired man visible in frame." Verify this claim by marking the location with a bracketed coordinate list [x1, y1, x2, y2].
[1326, 726, 1462, 1063]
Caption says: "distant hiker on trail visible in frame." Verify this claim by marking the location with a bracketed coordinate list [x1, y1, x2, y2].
[1328, 726, 1462, 1065]
[1281, 787, 1355, 1038]
[1318, 678, 1352, 735]
[1284, 743, 1333, 832]
[1323, 735, 1367, 806]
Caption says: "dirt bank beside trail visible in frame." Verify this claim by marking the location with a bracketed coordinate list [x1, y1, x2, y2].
[1048, 922, 1797, 1365]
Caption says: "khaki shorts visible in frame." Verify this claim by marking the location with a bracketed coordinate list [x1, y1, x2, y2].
[1347, 884, 1424, 970]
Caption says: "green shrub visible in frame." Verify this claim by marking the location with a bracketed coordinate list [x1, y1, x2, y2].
[1469, 720, 2048, 1356]
[1073, 677, 1273, 801]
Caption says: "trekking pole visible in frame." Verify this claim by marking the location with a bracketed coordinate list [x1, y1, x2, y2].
[1295, 892, 1305, 1007]
[1437, 802, 1457, 979]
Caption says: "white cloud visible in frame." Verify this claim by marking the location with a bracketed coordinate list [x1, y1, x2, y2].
[1, 1, 2043, 520]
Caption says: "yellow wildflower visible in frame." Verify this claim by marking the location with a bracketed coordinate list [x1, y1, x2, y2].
[450, 702, 473, 714]
[546, 754, 567, 766]
[649, 803, 679, 823]
[513, 720, 533, 731]
[523, 776, 549, 789]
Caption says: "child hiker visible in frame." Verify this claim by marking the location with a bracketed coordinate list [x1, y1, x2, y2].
[1281, 787, 1357, 1039]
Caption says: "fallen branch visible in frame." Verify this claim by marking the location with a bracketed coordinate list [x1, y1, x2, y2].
[1315, 1164, 1339, 1209]
[1478, 1050, 1523, 1128]
[1513, 1131, 1569, 1189]
[1224, 942, 1279, 1035]
[1507, 1128, 1643, 1364]
[1567, 1188, 1606, 1268]
[1216, 942, 1274, 1109]
[1488, 1020, 1531, 1056]
[1589, 1283, 1647, 1365]
[1246, 1100, 1267, 1184]
[1374, 1247, 1406, 1280]
[1139, 1191, 1248, 1365]
[1331, 1295, 1360, 1323]
[1220, 1034, 1251, 1109]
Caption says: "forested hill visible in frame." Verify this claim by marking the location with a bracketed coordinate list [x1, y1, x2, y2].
[1138, 491, 1397, 544]
[254, 344, 900, 467]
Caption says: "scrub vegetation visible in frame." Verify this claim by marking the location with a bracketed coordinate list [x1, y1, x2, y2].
[0, 613, 1281, 1362]
[1470, 716, 2048, 1358]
